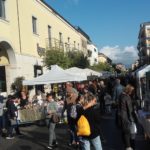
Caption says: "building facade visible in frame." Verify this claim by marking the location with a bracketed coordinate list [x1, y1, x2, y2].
[87, 44, 98, 66]
[137, 22, 150, 66]
[98, 53, 112, 64]
[0, 0, 90, 94]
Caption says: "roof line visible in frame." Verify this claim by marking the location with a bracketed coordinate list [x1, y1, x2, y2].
[40, 1, 79, 34]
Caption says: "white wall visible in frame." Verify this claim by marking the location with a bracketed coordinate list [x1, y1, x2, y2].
[87, 44, 98, 66]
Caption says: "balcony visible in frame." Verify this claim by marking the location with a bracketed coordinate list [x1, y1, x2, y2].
[46, 38, 64, 51]
[45, 38, 80, 52]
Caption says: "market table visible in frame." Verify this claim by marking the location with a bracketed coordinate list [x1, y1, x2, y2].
[138, 110, 150, 139]
[17, 106, 45, 123]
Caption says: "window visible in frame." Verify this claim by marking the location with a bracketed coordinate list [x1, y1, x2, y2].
[32, 16, 37, 34]
[147, 28, 150, 37]
[78, 43, 80, 49]
[94, 48, 97, 52]
[0, 0, 6, 19]
[48, 25, 51, 39]
[48, 25, 51, 47]
[68, 37, 70, 43]
[74, 41, 76, 48]
[59, 32, 63, 43]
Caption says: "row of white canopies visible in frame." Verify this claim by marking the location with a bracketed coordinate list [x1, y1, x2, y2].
[23, 65, 102, 85]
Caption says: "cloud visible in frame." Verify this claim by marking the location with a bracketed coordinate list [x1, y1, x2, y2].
[99, 46, 138, 67]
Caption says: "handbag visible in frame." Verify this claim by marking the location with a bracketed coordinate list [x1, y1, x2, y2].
[51, 113, 60, 123]
[10, 119, 17, 126]
[129, 122, 137, 134]
[77, 115, 91, 136]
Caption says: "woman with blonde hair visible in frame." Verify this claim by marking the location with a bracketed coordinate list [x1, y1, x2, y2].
[118, 84, 137, 150]
[78, 92, 103, 150]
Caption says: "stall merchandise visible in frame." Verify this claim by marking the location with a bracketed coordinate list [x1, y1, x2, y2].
[138, 110, 150, 139]
[18, 106, 45, 123]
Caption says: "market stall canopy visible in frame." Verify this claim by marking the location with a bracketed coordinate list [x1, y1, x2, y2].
[135, 64, 150, 100]
[83, 68, 102, 77]
[65, 67, 87, 77]
[136, 65, 150, 78]
[23, 65, 87, 85]
[66, 67, 101, 77]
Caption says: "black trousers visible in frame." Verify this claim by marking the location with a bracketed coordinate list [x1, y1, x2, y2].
[122, 132, 135, 150]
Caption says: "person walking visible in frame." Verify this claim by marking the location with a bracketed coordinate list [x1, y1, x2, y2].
[61, 82, 78, 146]
[113, 78, 124, 103]
[118, 84, 137, 150]
[46, 93, 59, 149]
[78, 93, 103, 150]
[0, 96, 5, 137]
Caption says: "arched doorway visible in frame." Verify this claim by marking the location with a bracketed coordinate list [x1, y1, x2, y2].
[0, 41, 16, 93]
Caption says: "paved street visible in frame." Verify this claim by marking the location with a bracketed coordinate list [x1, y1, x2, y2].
[0, 111, 150, 150]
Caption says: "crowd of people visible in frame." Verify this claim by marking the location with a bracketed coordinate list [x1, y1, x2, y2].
[0, 76, 139, 150]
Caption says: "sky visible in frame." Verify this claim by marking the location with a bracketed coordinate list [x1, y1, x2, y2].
[45, 0, 150, 67]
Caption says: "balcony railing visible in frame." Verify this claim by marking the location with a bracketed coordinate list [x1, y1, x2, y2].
[46, 38, 64, 50]
[45, 38, 80, 52]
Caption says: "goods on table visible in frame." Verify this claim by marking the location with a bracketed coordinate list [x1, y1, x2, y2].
[18, 106, 45, 123]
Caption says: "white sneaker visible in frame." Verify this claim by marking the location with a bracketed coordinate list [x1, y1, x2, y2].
[6, 136, 15, 140]
[126, 147, 133, 150]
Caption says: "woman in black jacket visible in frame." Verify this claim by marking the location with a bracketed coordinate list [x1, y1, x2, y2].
[5, 95, 21, 139]
[79, 93, 103, 150]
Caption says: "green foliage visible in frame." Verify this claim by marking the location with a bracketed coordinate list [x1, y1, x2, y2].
[67, 51, 89, 68]
[44, 48, 70, 69]
[11, 76, 25, 92]
[44, 48, 90, 69]
[90, 62, 114, 72]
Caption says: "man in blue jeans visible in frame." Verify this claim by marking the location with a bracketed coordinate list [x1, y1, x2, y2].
[46, 93, 58, 150]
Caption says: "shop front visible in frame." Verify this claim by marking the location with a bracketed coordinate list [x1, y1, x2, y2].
[0, 40, 17, 95]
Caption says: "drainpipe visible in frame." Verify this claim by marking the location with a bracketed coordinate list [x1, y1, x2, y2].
[16, 0, 22, 53]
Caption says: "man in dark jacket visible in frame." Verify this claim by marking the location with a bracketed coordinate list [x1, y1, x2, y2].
[6, 95, 21, 139]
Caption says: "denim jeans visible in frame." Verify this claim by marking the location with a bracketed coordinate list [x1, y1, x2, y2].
[49, 122, 56, 146]
[67, 117, 77, 144]
[80, 136, 102, 150]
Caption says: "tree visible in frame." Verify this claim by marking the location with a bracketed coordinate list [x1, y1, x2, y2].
[44, 48, 90, 69]
[11, 76, 25, 92]
[67, 51, 90, 68]
[90, 62, 114, 72]
[44, 48, 70, 69]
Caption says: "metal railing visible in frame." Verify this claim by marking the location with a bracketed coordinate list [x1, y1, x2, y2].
[45, 38, 80, 52]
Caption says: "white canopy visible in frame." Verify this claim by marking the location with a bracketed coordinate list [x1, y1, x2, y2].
[83, 68, 102, 77]
[136, 65, 150, 79]
[23, 65, 87, 85]
[66, 67, 101, 77]
[65, 67, 87, 77]
[136, 65, 150, 100]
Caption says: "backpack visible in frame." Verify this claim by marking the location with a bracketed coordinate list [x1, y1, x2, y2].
[77, 115, 91, 136]
[70, 104, 77, 119]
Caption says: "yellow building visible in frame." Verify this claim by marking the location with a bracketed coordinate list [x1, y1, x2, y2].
[98, 53, 112, 64]
[0, 0, 90, 94]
